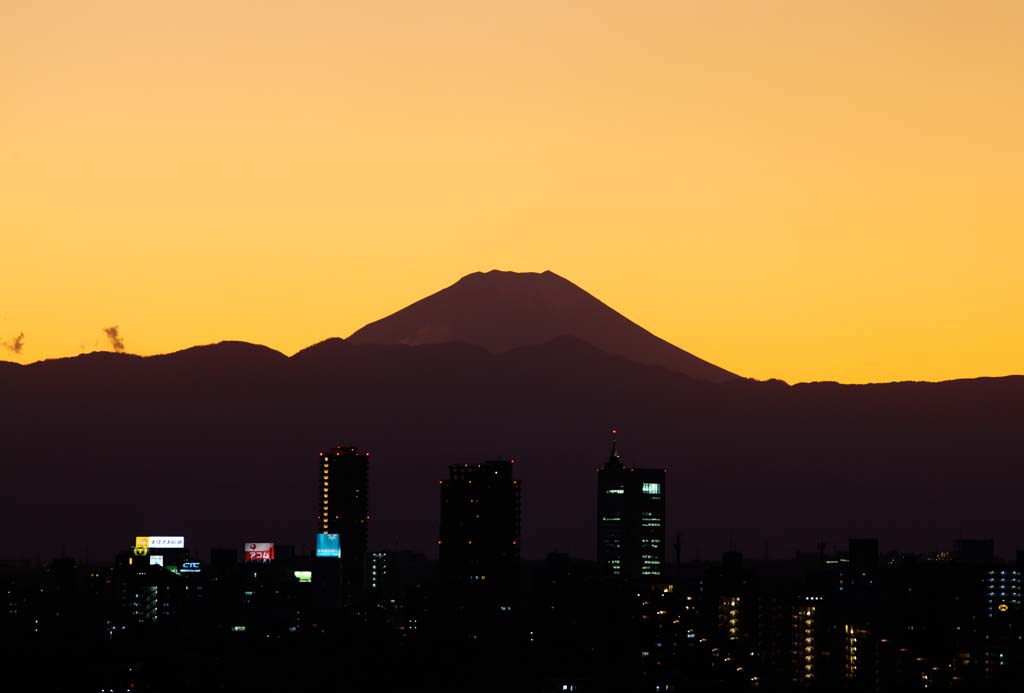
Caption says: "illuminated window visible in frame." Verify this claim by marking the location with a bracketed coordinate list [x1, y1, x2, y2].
[642, 482, 661, 495]
[606, 488, 624, 495]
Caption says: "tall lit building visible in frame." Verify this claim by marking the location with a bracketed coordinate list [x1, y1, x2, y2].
[319, 445, 369, 595]
[439, 460, 521, 597]
[369, 551, 389, 593]
[982, 566, 1021, 681]
[791, 597, 821, 686]
[597, 432, 666, 579]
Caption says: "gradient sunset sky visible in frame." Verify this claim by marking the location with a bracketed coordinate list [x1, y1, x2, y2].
[3, 1, 1022, 383]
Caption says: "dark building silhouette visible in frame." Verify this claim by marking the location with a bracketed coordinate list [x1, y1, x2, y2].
[848, 537, 880, 574]
[319, 445, 369, 596]
[596, 432, 665, 579]
[439, 460, 521, 598]
[211, 548, 238, 567]
[955, 538, 995, 564]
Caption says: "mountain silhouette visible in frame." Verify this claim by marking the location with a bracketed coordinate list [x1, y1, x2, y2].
[348, 270, 737, 383]
[2, 334, 1023, 563]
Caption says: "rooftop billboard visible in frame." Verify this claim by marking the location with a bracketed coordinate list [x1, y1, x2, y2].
[244, 542, 275, 562]
[135, 536, 185, 550]
[315, 533, 341, 558]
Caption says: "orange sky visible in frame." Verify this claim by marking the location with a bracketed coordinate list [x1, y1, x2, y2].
[3, 1, 1022, 383]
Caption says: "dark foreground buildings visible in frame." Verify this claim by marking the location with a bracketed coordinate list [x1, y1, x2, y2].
[5, 441, 1024, 692]
[8, 536, 1024, 692]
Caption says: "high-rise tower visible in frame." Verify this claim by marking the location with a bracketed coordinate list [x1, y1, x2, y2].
[319, 445, 369, 596]
[597, 434, 627, 577]
[597, 431, 665, 579]
[439, 459, 521, 599]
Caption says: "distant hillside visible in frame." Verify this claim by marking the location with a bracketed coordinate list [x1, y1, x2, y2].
[1, 338, 1022, 562]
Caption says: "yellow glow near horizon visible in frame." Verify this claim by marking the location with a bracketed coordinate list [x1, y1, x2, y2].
[2, 1, 1022, 383]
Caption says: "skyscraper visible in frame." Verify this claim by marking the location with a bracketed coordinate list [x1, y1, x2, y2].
[597, 432, 665, 579]
[439, 460, 521, 598]
[319, 445, 369, 596]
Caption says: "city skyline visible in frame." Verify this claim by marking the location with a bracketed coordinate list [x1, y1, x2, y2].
[15, 433, 1023, 564]
[10, 520, 1022, 690]
[6, 439, 1022, 690]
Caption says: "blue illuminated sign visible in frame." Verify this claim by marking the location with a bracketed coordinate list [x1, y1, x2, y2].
[315, 533, 341, 558]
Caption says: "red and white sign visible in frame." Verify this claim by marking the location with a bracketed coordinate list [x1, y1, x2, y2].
[244, 542, 275, 562]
